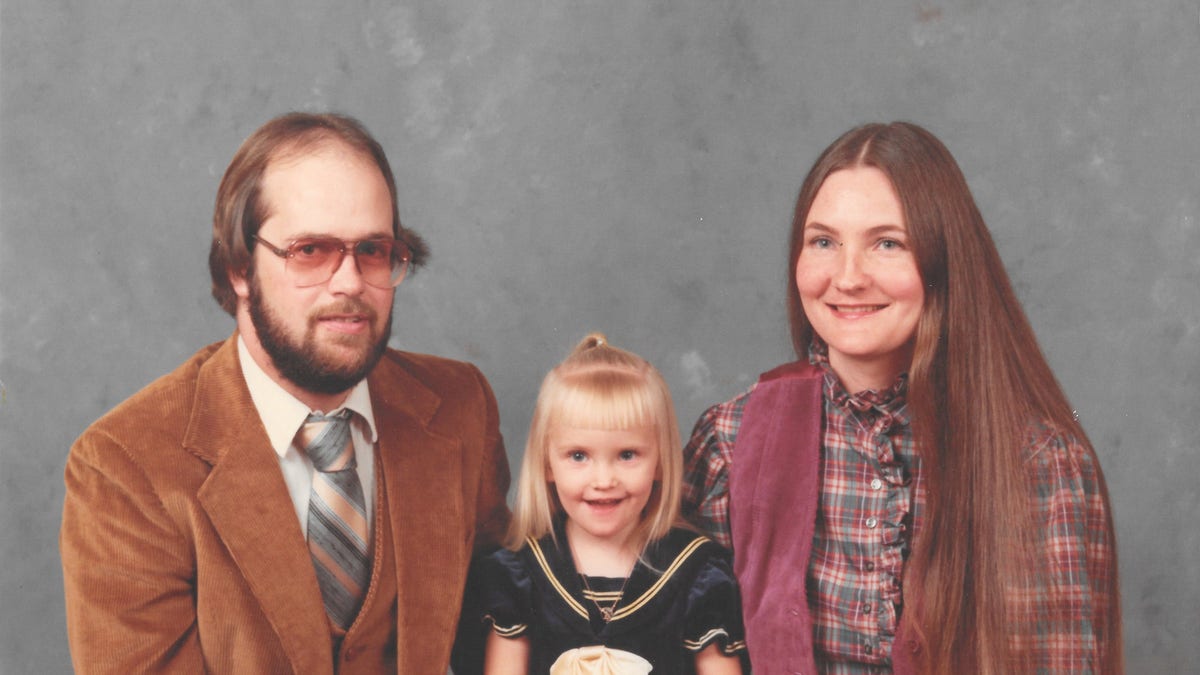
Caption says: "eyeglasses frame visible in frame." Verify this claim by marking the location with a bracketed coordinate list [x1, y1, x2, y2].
[252, 234, 412, 288]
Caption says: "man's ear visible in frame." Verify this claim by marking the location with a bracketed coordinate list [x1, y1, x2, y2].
[229, 267, 250, 300]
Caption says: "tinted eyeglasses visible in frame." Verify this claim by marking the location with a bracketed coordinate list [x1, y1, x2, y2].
[253, 235, 412, 289]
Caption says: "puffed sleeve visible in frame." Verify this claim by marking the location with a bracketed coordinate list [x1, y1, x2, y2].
[472, 547, 534, 639]
[682, 390, 753, 549]
[682, 549, 748, 659]
[1022, 426, 1119, 671]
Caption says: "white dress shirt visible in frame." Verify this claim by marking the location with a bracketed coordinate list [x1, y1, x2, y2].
[237, 336, 377, 536]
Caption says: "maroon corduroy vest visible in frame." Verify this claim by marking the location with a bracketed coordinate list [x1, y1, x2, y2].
[729, 362, 917, 674]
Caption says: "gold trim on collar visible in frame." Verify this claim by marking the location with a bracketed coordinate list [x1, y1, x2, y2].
[582, 589, 624, 602]
[527, 534, 712, 624]
[609, 535, 709, 621]
[527, 537, 589, 619]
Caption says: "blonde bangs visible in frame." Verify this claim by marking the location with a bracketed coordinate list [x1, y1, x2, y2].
[546, 366, 660, 433]
[506, 334, 686, 553]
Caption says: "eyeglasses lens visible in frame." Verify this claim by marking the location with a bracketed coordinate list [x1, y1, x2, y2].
[286, 238, 409, 288]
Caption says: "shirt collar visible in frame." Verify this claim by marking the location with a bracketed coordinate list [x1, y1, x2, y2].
[237, 335, 379, 459]
[808, 337, 910, 421]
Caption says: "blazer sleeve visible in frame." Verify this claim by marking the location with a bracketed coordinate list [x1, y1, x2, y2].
[468, 363, 512, 554]
[60, 428, 205, 674]
[451, 365, 513, 675]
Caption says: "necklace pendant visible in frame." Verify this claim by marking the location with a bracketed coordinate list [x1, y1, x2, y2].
[600, 607, 614, 622]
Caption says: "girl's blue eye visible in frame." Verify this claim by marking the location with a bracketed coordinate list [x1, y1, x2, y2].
[568, 451, 587, 462]
[618, 449, 638, 461]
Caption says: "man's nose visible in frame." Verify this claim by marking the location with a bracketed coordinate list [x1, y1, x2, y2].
[327, 249, 367, 294]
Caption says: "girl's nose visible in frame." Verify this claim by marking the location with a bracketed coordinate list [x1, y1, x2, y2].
[592, 462, 617, 488]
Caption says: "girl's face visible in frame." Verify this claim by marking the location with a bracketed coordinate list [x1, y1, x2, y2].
[796, 167, 925, 392]
[547, 425, 659, 550]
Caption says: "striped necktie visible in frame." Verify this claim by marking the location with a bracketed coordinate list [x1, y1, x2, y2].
[298, 411, 371, 630]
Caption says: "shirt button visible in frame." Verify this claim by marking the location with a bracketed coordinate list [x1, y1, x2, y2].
[865, 517, 878, 528]
[870, 478, 883, 490]
[862, 603, 872, 614]
[864, 561, 875, 571]
[864, 642, 874, 655]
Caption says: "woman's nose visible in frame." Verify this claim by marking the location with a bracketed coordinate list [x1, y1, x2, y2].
[832, 249, 868, 291]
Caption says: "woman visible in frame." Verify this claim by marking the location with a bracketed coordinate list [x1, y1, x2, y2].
[683, 122, 1121, 674]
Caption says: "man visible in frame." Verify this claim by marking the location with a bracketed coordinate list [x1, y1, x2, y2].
[60, 112, 511, 673]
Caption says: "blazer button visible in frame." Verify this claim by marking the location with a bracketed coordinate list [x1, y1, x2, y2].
[344, 646, 359, 662]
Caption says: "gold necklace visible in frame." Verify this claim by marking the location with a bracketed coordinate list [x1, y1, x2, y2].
[579, 571, 631, 623]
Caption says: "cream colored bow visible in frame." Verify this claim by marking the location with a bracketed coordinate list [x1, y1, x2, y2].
[548, 645, 654, 674]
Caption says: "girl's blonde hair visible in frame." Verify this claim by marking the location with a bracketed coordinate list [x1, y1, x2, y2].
[506, 333, 683, 553]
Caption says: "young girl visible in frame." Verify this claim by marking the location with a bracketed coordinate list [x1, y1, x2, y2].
[683, 122, 1122, 674]
[473, 334, 747, 674]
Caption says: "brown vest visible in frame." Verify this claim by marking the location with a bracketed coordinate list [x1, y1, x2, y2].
[332, 459, 399, 673]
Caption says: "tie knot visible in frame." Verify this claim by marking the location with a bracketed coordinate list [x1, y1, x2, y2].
[299, 411, 357, 473]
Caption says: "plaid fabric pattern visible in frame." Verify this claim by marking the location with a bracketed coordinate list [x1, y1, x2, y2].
[682, 345, 1115, 673]
[1008, 422, 1117, 672]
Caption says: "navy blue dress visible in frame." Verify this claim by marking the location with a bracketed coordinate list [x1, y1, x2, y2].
[472, 521, 748, 673]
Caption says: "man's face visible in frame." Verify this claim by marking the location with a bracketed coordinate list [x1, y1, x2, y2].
[233, 143, 396, 398]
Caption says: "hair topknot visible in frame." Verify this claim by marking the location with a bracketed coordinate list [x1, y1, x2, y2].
[576, 332, 608, 352]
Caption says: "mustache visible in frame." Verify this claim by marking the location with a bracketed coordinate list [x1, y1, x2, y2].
[310, 299, 379, 321]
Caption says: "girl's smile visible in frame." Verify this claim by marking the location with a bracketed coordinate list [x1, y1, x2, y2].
[547, 425, 659, 557]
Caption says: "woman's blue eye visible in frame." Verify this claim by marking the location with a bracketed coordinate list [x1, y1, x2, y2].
[810, 236, 835, 249]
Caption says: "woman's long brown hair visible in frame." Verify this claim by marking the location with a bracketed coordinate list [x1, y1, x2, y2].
[786, 122, 1122, 674]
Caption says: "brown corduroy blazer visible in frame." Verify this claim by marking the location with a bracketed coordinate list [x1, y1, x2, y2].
[61, 335, 511, 674]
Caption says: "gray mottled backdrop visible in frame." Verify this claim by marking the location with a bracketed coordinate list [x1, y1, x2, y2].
[2, 1, 1197, 672]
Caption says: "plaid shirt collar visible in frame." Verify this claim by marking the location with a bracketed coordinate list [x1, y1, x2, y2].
[809, 338, 911, 425]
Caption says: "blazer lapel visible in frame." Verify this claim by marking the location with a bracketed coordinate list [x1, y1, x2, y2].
[369, 357, 466, 670]
[185, 337, 333, 675]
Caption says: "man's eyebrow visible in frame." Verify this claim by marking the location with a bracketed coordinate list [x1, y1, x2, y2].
[284, 232, 395, 241]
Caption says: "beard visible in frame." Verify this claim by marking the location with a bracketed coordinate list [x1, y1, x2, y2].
[247, 273, 392, 396]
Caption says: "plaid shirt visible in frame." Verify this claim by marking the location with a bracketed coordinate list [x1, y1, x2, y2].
[682, 345, 1116, 673]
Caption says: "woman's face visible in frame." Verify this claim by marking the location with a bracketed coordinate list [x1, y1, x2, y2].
[795, 167, 924, 392]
